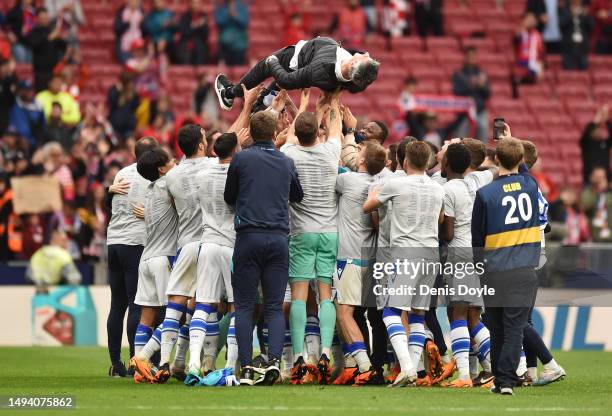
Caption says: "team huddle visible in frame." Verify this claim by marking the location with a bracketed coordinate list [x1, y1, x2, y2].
[106, 82, 565, 393]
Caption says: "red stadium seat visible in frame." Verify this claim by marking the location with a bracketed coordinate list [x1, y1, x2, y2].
[556, 70, 591, 86]
[592, 70, 612, 85]
[424, 37, 460, 53]
[449, 20, 486, 37]
[556, 84, 591, 101]
[390, 37, 424, 53]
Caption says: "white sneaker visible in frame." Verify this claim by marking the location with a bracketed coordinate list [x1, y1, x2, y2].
[500, 387, 514, 395]
[214, 74, 234, 111]
[389, 371, 417, 387]
[533, 367, 566, 386]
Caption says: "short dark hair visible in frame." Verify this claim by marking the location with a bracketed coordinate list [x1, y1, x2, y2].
[214, 133, 238, 159]
[135, 136, 158, 160]
[405, 141, 431, 171]
[294, 112, 318, 145]
[250, 111, 276, 142]
[51, 101, 62, 110]
[445, 143, 471, 175]
[521, 140, 538, 168]
[496, 138, 524, 170]
[363, 142, 387, 176]
[462, 138, 486, 169]
[178, 124, 204, 157]
[396, 136, 417, 167]
[373, 120, 388, 144]
[137, 147, 170, 182]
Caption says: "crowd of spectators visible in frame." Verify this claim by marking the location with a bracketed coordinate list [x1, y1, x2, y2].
[0, 0, 610, 269]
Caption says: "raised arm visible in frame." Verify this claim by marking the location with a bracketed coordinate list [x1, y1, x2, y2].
[340, 103, 359, 171]
[286, 88, 311, 146]
[228, 84, 263, 133]
[327, 90, 343, 141]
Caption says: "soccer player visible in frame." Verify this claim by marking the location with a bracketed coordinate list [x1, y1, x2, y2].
[106, 136, 157, 376]
[335, 142, 387, 386]
[436, 138, 497, 384]
[364, 141, 445, 387]
[472, 138, 541, 395]
[439, 143, 490, 388]
[156, 124, 215, 381]
[129, 146, 177, 383]
[185, 133, 240, 385]
[281, 90, 342, 384]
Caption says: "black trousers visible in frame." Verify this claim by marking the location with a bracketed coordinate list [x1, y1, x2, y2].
[106, 244, 143, 364]
[414, 5, 443, 37]
[231, 232, 289, 366]
[524, 264, 553, 367]
[483, 267, 537, 388]
[226, 46, 295, 99]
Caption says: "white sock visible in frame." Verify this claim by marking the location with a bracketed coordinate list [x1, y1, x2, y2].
[138, 325, 162, 360]
[350, 342, 372, 373]
[543, 358, 560, 372]
[470, 321, 492, 373]
[407, 315, 426, 374]
[517, 349, 527, 376]
[188, 305, 213, 370]
[383, 308, 415, 375]
[226, 313, 238, 370]
[469, 344, 479, 378]
[342, 343, 357, 367]
[450, 320, 471, 380]
[281, 326, 293, 372]
[173, 323, 190, 369]
[160, 302, 186, 365]
[202, 312, 220, 371]
[418, 353, 425, 373]
[528, 366, 538, 380]
[305, 315, 321, 363]
[331, 337, 344, 370]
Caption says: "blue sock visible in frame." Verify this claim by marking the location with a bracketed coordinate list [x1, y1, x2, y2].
[135, 324, 153, 355]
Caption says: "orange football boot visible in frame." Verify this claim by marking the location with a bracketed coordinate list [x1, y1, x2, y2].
[332, 367, 359, 385]
[129, 357, 157, 383]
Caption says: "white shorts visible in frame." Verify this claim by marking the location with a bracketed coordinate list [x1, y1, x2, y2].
[196, 243, 234, 303]
[135, 256, 172, 307]
[385, 258, 437, 312]
[333, 260, 372, 307]
[166, 241, 199, 297]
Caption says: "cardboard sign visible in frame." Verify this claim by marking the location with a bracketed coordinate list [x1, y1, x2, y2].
[11, 175, 62, 214]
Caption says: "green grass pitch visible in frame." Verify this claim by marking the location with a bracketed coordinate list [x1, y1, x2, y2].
[1, 347, 611, 415]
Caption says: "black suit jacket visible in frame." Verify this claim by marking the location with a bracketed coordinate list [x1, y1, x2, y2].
[267, 37, 371, 93]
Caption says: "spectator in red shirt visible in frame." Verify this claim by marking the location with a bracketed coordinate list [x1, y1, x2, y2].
[280, 0, 311, 46]
[330, 0, 366, 50]
[512, 13, 544, 97]
[591, 0, 612, 54]
[531, 158, 560, 202]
